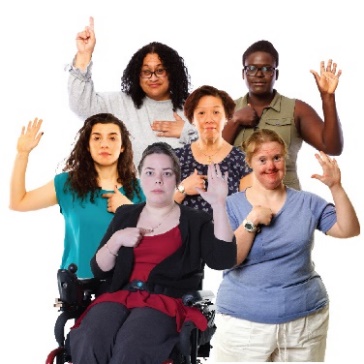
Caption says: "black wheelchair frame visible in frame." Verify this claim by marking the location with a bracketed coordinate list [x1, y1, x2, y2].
[46, 264, 216, 364]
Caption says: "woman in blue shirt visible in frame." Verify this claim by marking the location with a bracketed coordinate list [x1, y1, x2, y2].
[213, 128, 359, 362]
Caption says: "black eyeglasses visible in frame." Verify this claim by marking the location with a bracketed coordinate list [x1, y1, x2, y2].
[140, 68, 167, 79]
[243, 65, 276, 76]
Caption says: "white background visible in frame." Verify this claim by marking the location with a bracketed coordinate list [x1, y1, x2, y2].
[0, 0, 362, 362]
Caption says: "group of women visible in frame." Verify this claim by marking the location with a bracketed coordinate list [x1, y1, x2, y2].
[9, 15, 360, 364]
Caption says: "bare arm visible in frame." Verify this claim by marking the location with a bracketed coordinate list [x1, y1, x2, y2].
[96, 227, 145, 272]
[9, 118, 57, 211]
[297, 60, 343, 155]
[311, 152, 360, 238]
[239, 173, 253, 191]
[222, 118, 242, 144]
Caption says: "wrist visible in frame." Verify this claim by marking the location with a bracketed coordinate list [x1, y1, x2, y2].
[74, 52, 92, 70]
[105, 242, 118, 257]
[16, 151, 30, 159]
[242, 218, 260, 233]
[176, 183, 186, 196]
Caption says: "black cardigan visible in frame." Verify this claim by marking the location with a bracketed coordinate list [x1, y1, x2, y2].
[91, 203, 236, 297]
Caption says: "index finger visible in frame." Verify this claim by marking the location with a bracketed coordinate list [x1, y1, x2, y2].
[89, 16, 94, 30]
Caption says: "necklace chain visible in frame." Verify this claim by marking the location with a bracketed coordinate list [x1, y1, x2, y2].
[142, 204, 176, 234]
[196, 142, 223, 163]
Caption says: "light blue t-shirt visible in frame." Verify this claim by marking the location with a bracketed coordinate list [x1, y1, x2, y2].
[216, 187, 337, 324]
[54, 172, 145, 278]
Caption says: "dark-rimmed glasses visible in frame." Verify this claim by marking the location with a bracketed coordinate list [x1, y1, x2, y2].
[243, 65, 276, 76]
[140, 68, 167, 79]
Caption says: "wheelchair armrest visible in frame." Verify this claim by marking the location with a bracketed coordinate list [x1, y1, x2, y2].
[179, 290, 216, 359]
[182, 290, 215, 307]
[55, 264, 100, 310]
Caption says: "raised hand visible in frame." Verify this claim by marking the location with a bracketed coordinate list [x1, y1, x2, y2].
[311, 151, 341, 188]
[76, 16, 96, 55]
[198, 163, 228, 207]
[17, 118, 43, 154]
[102, 185, 133, 213]
[310, 59, 342, 94]
[151, 112, 185, 138]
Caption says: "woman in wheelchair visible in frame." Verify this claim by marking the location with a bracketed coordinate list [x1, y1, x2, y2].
[68, 142, 238, 363]
[9, 113, 145, 279]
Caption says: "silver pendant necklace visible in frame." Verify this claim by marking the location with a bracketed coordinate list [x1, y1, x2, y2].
[141, 204, 176, 234]
[196, 142, 223, 164]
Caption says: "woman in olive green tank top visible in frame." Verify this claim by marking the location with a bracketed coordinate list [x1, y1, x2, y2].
[223, 40, 343, 190]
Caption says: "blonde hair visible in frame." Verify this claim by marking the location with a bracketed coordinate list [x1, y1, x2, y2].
[242, 129, 288, 166]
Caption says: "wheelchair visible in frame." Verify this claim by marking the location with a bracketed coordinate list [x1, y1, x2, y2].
[46, 264, 216, 364]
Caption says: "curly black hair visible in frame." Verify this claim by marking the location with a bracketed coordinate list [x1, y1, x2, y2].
[242, 40, 279, 67]
[183, 85, 236, 123]
[63, 113, 141, 202]
[121, 42, 190, 111]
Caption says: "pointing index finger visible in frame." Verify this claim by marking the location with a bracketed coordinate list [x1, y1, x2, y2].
[89, 16, 94, 30]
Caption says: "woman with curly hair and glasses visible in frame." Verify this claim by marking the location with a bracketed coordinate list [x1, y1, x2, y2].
[67, 16, 198, 167]
[9, 113, 145, 278]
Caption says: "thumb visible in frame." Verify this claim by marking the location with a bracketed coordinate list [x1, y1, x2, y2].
[114, 185, 121, 194]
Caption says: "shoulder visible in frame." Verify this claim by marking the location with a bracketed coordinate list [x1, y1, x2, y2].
[116, 202, 145, 215]
[276, 92, 295, 103]
[112, 202, 145, 226]
[230, 146, 246, 158]
[286, 187, 326, 204]
[174, 144, 190, 158]
[54, 172, 69, 186]
[293, 98, 315, 113]
[234, 93, 249, 107]
[226, 190, 245, 204]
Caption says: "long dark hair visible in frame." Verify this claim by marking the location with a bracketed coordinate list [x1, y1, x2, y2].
[121, 42, 190, 111]
[63, 113, 141, 202]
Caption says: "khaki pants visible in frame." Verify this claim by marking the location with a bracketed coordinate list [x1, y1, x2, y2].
[213, 305, 329, 362]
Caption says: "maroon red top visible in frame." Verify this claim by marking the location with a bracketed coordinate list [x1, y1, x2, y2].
[73, 226, 207, 332]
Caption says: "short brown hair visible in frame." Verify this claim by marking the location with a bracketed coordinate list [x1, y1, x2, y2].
[183, 85, 236, 123]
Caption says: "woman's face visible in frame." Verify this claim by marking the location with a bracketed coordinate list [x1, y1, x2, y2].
[139, 153, 177, 206]
[88, 123, 124, 167]
[139, 53, 170, 101]
[192, 95, 227, 144]
[250, 141, 285, 189]
[243, 51, 277, 95]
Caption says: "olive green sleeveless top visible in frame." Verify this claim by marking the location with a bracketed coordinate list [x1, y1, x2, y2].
[234, 91, 302, 190]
